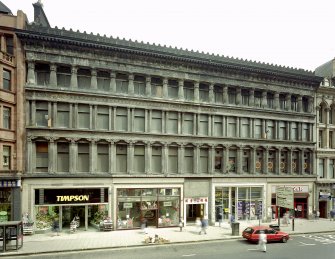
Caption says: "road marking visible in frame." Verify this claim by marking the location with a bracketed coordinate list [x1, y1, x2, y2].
[299, 242, 315, 246]
[182, 254, 196, 257]
[248, 248, 259, 251]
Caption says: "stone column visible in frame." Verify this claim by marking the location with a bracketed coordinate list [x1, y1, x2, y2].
[178, 79, 184, 100]
[128, 74, 134, 94]
[194, 81, 199, 102]
[27, 61, 35, 85]
[162, 143, 168, 175]
[209, 83, 214, 103]
[286, 94, 291, 111]
[91, 69, 97, 89]
[110, 72, 116, 92]
[90, 139, 97, 174]
[275, 148, 281, 175]
[250, 146, 256, 174]
[263, 147, 269, 175]
[308, 97, 314, 113]
[178, 144, 185, 174]
[223, 85, 228, 104]
[274, 92, 279, 110]
[298, 122, 302, 141]
[69, 139, 78, 174]
[146, 76, 151, 96]
[145, 141, 152, 174]
[112, 107, 116, 131]
[178, 112, 182, 134]
[73, 104, 78, 128]
[223, 145, 229, 174]
[236, 87, 242, 105]
[209, 145, 215, 174]
[194, 144, 200, 174]
[237, 147, 243, 174]
[249, 88, 255, 107]
[162, 78, 168, 98]
[288, 148, 293, 175]
[109, 140, 115, 174]
[50, 64, 57, 87]
[262, 91, 267, 108]
[300, 149, 304, 175]
[127, 142, 134, 174]
[70, 66, 78, 89]
[297, 95, 303, 112]
[89, 105, 93, 129]
[27, 137, 34, 174]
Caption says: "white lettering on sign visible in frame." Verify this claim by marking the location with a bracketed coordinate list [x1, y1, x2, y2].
[271, 185, 308, 193]
[56, 195, 89, 202]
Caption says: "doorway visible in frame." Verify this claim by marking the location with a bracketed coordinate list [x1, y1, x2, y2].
[62, 205, 86, 229]
[186, 204, 204, 222]
[319, 201, 327, 218]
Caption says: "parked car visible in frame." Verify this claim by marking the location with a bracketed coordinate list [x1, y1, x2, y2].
[242, 226, 289, 243]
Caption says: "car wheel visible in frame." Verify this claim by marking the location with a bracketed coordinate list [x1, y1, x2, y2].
[282, 237, 287, 243]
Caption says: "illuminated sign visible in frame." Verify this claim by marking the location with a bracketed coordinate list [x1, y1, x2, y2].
[56, 195, 89, 202]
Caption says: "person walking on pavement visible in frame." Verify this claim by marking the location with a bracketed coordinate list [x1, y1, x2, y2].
[258, 230, 267, 252]
[52, 217, 60, 236]
[199, 216, 208, 235]
[218, 211, 223, 227]
[195, 217, 201, 233]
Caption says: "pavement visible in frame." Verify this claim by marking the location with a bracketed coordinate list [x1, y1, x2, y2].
[1, 218, 335, 257]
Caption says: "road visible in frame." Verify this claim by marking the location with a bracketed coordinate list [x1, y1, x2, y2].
[4, 233, 335, 259]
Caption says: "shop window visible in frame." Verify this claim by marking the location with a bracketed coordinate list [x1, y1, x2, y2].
[151, 77, 163, 98]
[134, 145, 145, 173]
[215, 148, 223, 171]
[134, 75, 145, 96]
[77, 143, 89, 172]
[227, 117, 236, 137]
[199, 114, 208, 136]
[158, 197, 180, 227]
[134, 109, 145, 132]
[115, 107, 127, 131]
[116, 144, 127, 173]
[36, 142, 48, 172]
[0, 188, 11, 221]
[151, 110, 162, 133]
[3, 106, 11, 129]
[183, 81, 194, 101]
[214, 85, 223, 103]
[36, 101, 48, 127]
[241, 89, 250, 106]
[168, 146, 178, 174]
[35, 206, 59, 231]
[57, 103, 70, 128]
[78, 104, 90, 129]
[116, 73, 128, 94]
[166, 111, 178, 134]
[200, 148, 209, 174]
[151, 145, 162, 174]
[97, 71, 110, 91]
[35, 63, 50, 86]
[57, 66, 71, 87]
[97, 144, 109, 172]
[213, 116, 223, 137]
[241, 118, 250, 138]
[168, 79, 178, 99]
[3, 146, 11, 169]
[97, 106, 109, 130]
[199, 83, 209, 102]
[215, 187, 229, 221]
[57, 142, 69, 172]
[228, 88, 236, 105]
[182, 113, 193, 135]
[184, 147, 194, 173]
[3, 69, 11, 91]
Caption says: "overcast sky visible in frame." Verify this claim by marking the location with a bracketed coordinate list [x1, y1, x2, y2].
[6, 0, 335, 71]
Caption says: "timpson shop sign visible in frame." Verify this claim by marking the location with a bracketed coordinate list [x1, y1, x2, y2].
[35, 188, 108, 205]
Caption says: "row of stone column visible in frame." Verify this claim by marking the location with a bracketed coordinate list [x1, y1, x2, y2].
[27, 137, 314, 175]
[26, 61, 313, 112]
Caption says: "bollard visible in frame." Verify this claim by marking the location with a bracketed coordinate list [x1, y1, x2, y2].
[292, 217, 295, 231]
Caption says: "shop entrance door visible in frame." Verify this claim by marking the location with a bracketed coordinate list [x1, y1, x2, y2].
[142, 209, 157, 227]
[295, 203, 304, 218]
[319, 201, 327, 218]
[62, 205, 87, 230]
[186, 204, 204, 222]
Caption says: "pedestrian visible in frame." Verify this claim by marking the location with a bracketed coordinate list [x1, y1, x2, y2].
[179, 218, 184, 232]
[258, 230, 267, 252]
[52, 217, 60, 236]
[316, 210, 320, 220]
[199, 216, 208, 235]
[141, 218, 148, 234]
[218, 212, 223, 227]
[195, 217, 201, 233]
[229, 214, 235, 228]
[330, 209, 335, 221]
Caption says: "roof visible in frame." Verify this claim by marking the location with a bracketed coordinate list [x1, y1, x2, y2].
[0, 1, 12, 14]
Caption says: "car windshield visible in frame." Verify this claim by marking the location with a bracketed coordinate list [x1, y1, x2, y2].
[243, 227, 254, 234]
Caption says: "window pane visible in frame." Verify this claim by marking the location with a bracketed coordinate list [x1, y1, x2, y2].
[3, 70, 11, 91]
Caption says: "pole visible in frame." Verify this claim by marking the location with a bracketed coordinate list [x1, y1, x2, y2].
[277, 206, 280, 227]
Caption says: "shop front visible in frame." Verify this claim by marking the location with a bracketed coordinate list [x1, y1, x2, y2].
[116, 188, 181, 229]
[34, 188, 109, 232]
[0, 180, 21, 222]
[271, 185, 310, 219]
[316, 183, 335, 218]
[184, 197, 208, 224]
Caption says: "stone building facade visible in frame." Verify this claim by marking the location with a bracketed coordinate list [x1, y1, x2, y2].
[15, 3, 323, 231]
[0, 2, 26, 221]
[315, 59, 335, 218]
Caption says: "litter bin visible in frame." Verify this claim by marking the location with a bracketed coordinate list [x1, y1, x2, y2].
[269, 224, 280, 231]
[231, 222, 240, 236]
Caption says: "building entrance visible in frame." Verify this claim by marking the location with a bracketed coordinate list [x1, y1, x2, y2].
[62, 205, 86, 228]
[186, 204, 204, 222]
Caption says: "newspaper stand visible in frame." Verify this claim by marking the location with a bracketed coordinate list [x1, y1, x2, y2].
[0, 221, 23, 253]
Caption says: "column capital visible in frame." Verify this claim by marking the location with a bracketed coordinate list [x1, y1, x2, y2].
[194, 81, 199, 88]
[163, 78, 168, 85]
[128, 74, 134, 80]
[91, 69, 97, 77]
[178, 79, 184, 86]
[110, 71, 116, 78]
[27, 136, 36, 142]
[71, 66, 78, 74]
[67, 138, 79, 143]
[50, 63, 57, 71]
[27, 60, 35, 68]
[146, 76, 151, 83]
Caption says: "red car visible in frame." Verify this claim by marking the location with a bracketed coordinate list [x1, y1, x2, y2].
[242, 226, 290, 243]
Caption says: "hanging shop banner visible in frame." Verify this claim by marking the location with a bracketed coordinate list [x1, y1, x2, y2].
[35, 188, 108, 205]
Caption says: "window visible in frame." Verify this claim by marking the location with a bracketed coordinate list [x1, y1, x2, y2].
[168, 79, 178, 99]
[291, 122, 298, 141]
[3, 107, 10, 129]
[199, 114, 208, 135]
[134, 145, 145, 173]
[200, 148, 208, 174]
[134, 75, 145, 96]
[167, 111, 178, 134]
[151, 110, 162, 133]
[199, 84, 209, 102]
[241, 89, 249, 106]
[36, 142, 48, 172]
[213, 115, 223, 137]
[302, 97, 309, 113]
[57, 142, 69, 172]
[57, 103, 70, 128]
[116, 73, 128, 94]
[330, 131, 334, 149]
[318, 106, 324, 123]
[267, 120, 275, 139]
[279, 94, 286, 110]
[319, 130, 323, 148]
[3, 69, 11, 91]
[279, 121, 286, 140]
[134, 109, 145, 132]
[228, 149, 236, 173]
[280, 151, 288, 174]
[183, 81, 194, 101]
[254, 119, 262, 138]
[151, 77, 162, 98]
[152, 145, 162, 173]
[304, 152, 310, 174]
[5, 36, 13, 55]
[330, 108, 334, 124]
[97, 71, 110, 91]
[116, 144, 127, 173]
[267, 93, 274, 109]
[268, 151, 275, 173]
[36, 101, 48, 127]
[227, 117, 236, 137]
[3, 146, 10, 169]
[35, 63, 50, 86]
[78, 104, 90, 129]
[184, 147, 194, 173]
[97, 144, 109, 172]
[242, 150, 250, 173]
[77, 143, 89, 172]
[318, 158, 324, 178]
[182, 113, 193, 135]
[116, 107, 127, 131]
[302, 123, 309, 141]
[291, 96, 298, 111]
[329, 159, 335, 179]
[228, 88, 236, 105]
[97, 106, 109, 130]
[241, 118, 250, 138]
[57, 66, 71, 87]
[168, 146, 178, 174]
[254, 91, 262, 107]
[215, 148, 223, 171]
[214, 85, 223, 103]
[77, 68, 91, 89]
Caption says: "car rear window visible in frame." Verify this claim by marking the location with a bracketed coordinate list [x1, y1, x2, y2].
[244, 227, 254, 234]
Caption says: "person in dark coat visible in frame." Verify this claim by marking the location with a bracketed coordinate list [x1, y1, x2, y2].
[52, 217, 60, 236]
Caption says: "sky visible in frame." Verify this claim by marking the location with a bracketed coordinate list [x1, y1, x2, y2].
[6, 0, 335, 72]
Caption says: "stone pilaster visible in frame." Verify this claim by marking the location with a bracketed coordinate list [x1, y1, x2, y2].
[194, 81, 199, 102]
[49, 64, 57, 87]
[110, 72, 116, 92]
[91, 69, 97, 89]
[178, 79, 184, 100]
[70, 66, 78, 88]
[27, 61, 35, 85]
[128, 74, 134, 94]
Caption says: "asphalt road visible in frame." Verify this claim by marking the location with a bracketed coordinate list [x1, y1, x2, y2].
[4, 233, 335, 259]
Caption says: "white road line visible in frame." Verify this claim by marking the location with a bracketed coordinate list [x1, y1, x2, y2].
[299, 242, 315, 246]
[182, 254, 196, 257]
[248, 248, 260, 251]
